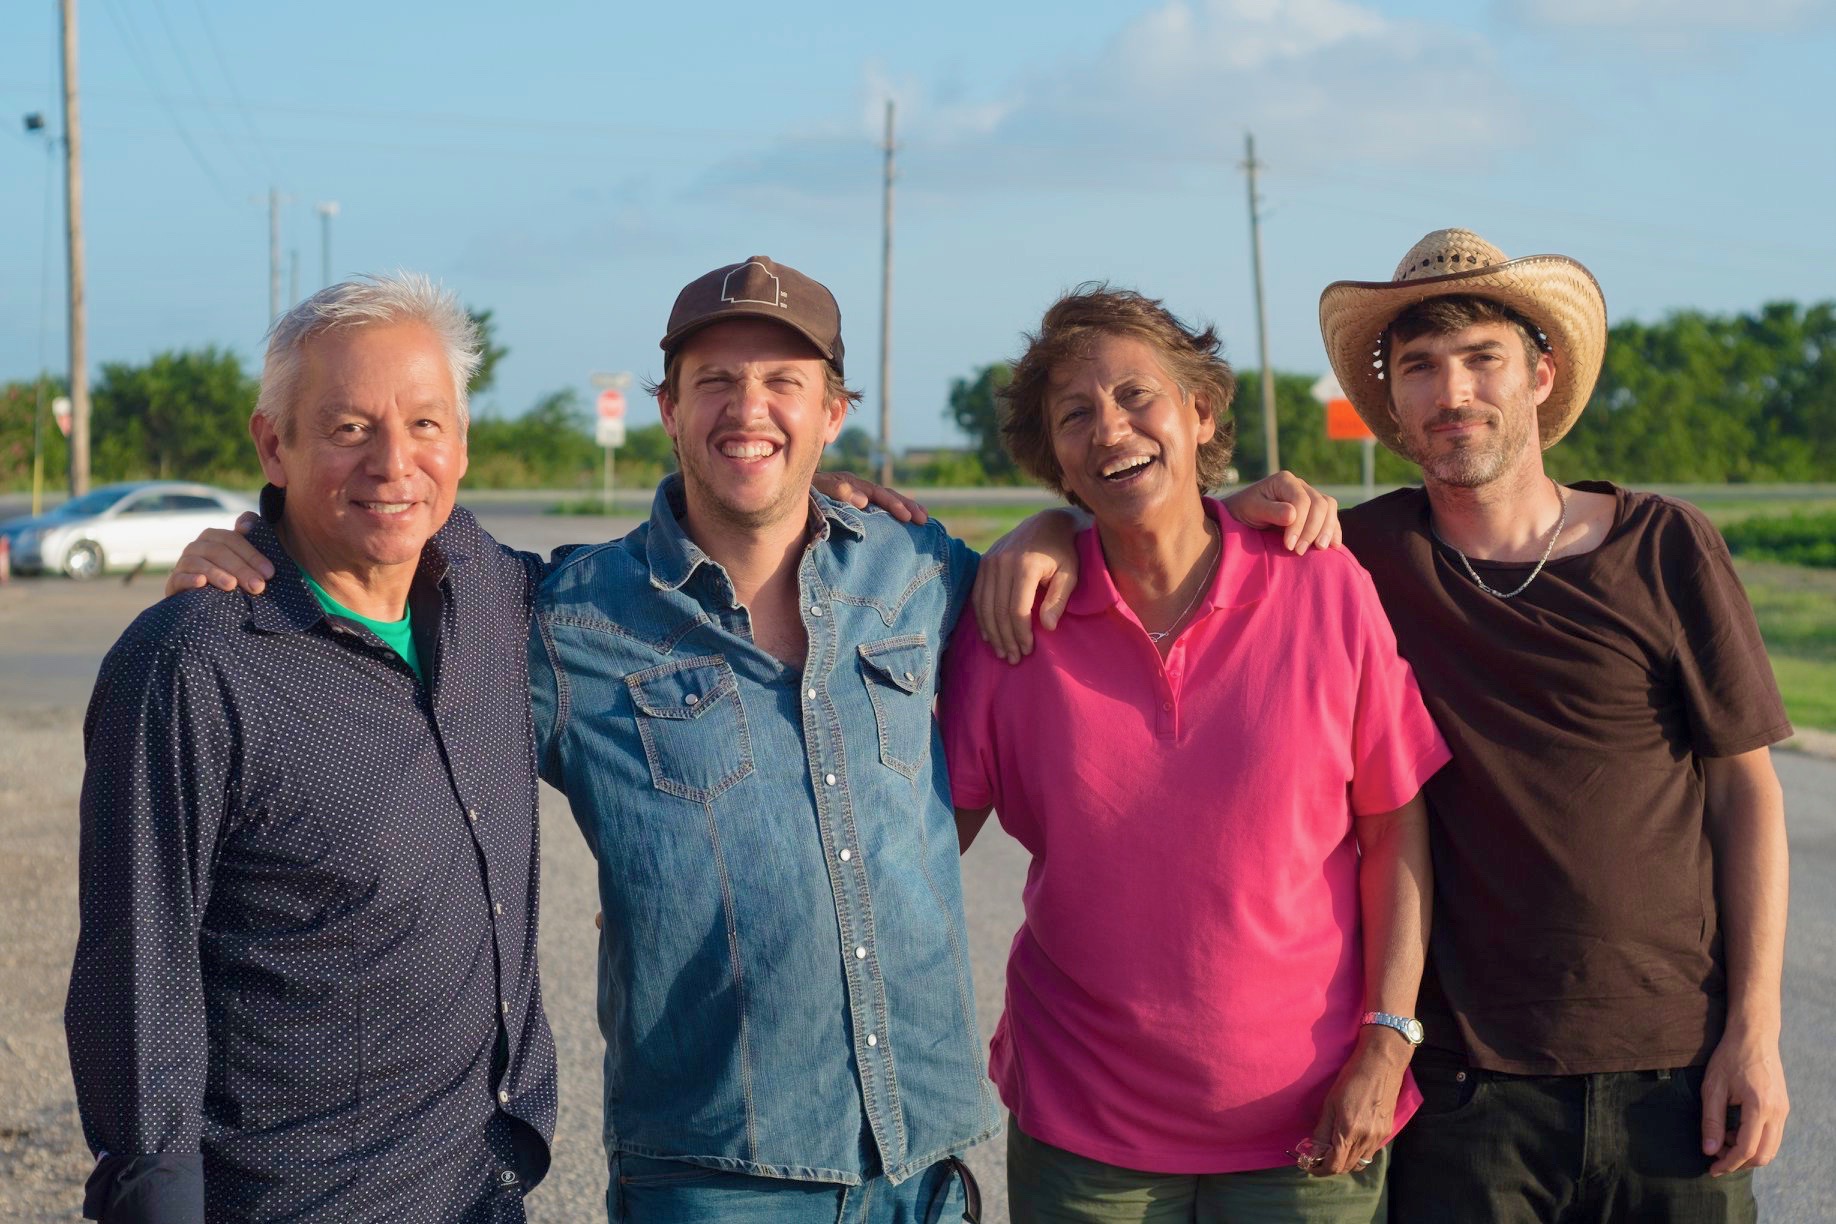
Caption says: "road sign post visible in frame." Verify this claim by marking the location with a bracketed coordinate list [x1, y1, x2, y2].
[595, 382, 629, 513]
[1311, 373, 1375, 497]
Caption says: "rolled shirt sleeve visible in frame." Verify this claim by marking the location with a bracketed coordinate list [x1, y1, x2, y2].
[66, 638, 235, 1222]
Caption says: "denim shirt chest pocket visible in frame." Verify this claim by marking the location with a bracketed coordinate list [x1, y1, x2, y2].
[857, 635, 933, 780]
[626, 655, 754, 803]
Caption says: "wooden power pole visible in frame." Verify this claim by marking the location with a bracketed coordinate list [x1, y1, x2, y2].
[60, 0, 90, 496]
[877, 100, 895, 485]
[1243, 133, 1279, 476]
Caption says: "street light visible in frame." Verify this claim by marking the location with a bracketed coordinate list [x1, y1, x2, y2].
[314, 201, 339, 289]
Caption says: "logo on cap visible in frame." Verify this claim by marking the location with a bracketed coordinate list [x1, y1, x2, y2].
[721, 261, 790, 310]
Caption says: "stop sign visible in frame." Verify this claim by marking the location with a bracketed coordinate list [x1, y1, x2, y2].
[595, 388, 627, 447]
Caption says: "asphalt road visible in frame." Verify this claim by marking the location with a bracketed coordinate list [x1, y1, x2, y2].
[0, 501, 1829, 1222]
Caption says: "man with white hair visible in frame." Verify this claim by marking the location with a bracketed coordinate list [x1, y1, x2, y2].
[67, 275, 558, 1223]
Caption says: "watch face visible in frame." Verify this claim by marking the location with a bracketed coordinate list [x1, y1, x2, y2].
[1404, 1018, 1425, 1044]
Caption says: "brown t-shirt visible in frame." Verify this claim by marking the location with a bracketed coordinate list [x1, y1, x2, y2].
[1342, 482, 1791, 1074]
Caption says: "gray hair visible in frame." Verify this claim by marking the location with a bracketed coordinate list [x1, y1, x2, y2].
[255, 272, 482, 437]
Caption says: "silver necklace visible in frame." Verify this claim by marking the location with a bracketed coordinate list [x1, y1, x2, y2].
[1145, 534, 1221, 642]
[1431, 481, 1569, 599]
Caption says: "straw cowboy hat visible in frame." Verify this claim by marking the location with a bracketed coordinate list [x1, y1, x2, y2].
[1318, 228, 1607, 457]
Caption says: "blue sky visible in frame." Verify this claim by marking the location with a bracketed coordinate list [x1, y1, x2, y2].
[2, 0, 1832, 448]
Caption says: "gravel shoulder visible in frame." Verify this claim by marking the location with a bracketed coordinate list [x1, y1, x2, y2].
[3, 514, 1831, 1222]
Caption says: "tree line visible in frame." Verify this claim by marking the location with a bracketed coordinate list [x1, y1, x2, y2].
[3, 301, 1831, 494]
[947, 301, 1836, 486]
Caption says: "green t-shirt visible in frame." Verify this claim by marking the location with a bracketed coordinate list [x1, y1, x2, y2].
[301, 573, 422, 680]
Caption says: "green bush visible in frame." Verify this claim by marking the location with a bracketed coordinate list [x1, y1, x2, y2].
[1720, 511, 1836, 568]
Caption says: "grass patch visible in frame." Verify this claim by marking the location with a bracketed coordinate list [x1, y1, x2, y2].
[932, 504, 1044, 552]
[1719, 511, 1836, 568]
[1734, 560, 1836, 732]
[547, 496, 636, 516]
[1765, 655, 1836, 735]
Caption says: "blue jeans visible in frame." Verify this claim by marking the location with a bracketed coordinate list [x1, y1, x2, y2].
[608, 1152, 979, 1223]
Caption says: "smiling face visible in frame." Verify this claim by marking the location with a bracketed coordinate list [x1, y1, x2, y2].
[252, 320, 467, 583]
[1388, 320, 1554, 489]
[1046, 332, 1215, 528]
[658, 317, 847, 533]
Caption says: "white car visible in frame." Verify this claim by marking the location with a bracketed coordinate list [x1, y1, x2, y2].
[3, 481, 257, 580]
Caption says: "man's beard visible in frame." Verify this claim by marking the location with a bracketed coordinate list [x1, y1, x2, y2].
[678, 439, 821, 533]
[1402, 403, 1534, 489]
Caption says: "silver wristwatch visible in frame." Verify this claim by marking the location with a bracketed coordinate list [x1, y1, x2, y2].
[1361, 1011, 1424, 1046]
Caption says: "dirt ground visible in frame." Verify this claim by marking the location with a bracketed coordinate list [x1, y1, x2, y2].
[4, 541, 1832, 1222]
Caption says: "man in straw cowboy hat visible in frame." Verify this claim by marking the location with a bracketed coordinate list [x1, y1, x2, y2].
[1312, 227, 1792, 1219]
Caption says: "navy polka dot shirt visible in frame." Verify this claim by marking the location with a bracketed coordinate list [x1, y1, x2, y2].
[66, 488, 558, 1223]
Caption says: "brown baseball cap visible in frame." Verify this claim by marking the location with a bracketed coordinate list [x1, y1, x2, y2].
[659, 255, 845, 375]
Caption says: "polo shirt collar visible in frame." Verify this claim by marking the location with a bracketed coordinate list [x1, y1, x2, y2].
[246, 484, 471, 635]
[644, 473, 866, 593]
[1065, 495, 1271, 619]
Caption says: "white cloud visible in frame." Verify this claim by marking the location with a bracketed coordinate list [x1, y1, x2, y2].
[1502, 0, 1825, 30]
[699, 0, 1529, 209]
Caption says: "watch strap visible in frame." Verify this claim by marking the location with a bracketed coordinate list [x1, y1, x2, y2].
[1361, 1010, 1423, 1045]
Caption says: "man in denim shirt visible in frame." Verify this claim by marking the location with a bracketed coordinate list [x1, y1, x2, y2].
[530, 257, 995, 1222]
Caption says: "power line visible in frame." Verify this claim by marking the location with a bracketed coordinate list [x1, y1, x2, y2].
[144, 0, 261, 182]
[187, 0, 281, 180]
[96, 0, 237, 206]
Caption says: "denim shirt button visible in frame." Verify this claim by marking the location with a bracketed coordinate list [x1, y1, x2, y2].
[867, 1033, 878, 1047]
[839, 848, 852, 861]
[825, 772, 838, 786]
[684, 693, 699, 706]
[811, 606, 824, 617]
[807, 688, 817, 700]
[854, 946, 867, 959]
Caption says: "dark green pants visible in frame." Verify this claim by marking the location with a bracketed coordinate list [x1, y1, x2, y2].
[1389, 1050, 1757, 1223]
[1006, 1118, 1387, 1223]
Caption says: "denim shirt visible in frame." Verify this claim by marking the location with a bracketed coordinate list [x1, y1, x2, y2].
[529, 476, 999, 1185]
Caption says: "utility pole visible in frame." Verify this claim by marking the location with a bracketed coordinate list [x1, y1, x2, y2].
[60, 0, 90, 496]
[289, 248, 299, 309]
[315, 201, 339, 288]
[269, 186, 283, 321]
[1243, 133, 1279, 476]
[877, 99, 895, 485]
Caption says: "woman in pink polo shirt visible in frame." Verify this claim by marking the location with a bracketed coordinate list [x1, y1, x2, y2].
[939, 287, 1447, 1222]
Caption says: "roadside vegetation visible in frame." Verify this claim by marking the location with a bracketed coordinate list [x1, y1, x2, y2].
[4, 300, 1830, 729]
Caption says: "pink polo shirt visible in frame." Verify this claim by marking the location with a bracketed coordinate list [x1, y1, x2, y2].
[940, 499, 1449, 1174]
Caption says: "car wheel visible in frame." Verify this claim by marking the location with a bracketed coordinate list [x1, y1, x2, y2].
[65, 540, 104, 580]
